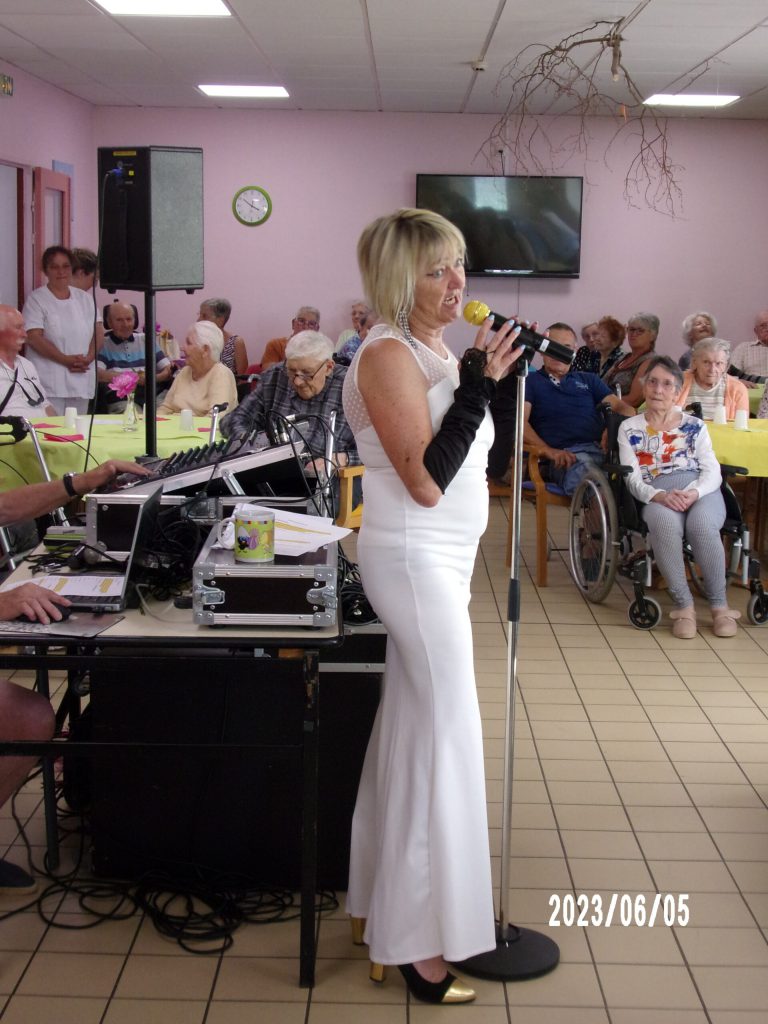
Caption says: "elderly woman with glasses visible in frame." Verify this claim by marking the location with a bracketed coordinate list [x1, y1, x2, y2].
[604, 312, 659, 408]
[618, 355, 740, 639]
[220, 330, 358, 470]
[678, 311, 718, 371]
[677, 338, 749, 420]
[156, 321, 238, 417]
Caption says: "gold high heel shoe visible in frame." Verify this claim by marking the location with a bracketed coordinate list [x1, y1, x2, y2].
[350, 916, 366, 946]
[367, 961, 475, 1003]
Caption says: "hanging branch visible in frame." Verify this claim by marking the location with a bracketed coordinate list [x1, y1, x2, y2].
[479, 20, 690, 217]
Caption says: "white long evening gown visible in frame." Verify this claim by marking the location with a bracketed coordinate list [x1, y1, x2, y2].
[342, 323, 496, 966]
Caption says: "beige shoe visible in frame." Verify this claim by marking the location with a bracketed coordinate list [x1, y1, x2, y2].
[670, 607, 697, 639]
[712, 607, 741, 637]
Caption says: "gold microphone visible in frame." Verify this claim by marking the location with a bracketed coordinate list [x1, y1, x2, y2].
[462, 301, 574, 364]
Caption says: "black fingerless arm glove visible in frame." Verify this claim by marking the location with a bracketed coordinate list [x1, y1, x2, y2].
[423, 349, 496, 493]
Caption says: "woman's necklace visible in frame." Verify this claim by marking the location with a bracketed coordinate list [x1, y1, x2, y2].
[397, 311, 450, 358]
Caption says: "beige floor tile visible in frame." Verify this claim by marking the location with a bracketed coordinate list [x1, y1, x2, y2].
[546, 781, 621, 805]
[676, 892, 756, 928]
[16, 952, 123, 997]
[560, 830, 643, 861]
[484, 1010, 609, 1024]
[686, 783, 763, 807]
[637, 831, 722, 862]
[728, 860, 768, 893]
[609, 761, 679, 783]
[115, 954, 218, 1001]
[615, 782, 693, 806]
[625, 806, 707, 833]
[711, 833, 768, 861]
[598, 964, 703, 1010]
[649, 859, 739, 893]
[0, 995, 107, 1024]
[0, 914, 49, 950]
[698, 807, 768, 833]
[676, 761, 751, 784]
[103, 1000, 207, 1024]
[208, 1003, 308, 1024]
[586, 923, 683, 965]
[599, 741, 671, 762]
[540, 760, 613, 782]
[609, 1013, 709, 1024]
[675, 926, 768, 966]
[554, 805, 632, 832]
[503, 962, 604, 1007]
[689, 966, 768, 1011]
[568, 858, 655, 892]
[213, 956, 310, 1002]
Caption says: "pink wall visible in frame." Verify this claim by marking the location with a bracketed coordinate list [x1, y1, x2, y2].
[0, 60, 97, 275]
[91, 106, 768, 362]
[3, 67, 767, 363]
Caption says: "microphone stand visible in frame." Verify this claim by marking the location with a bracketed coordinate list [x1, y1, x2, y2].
[456, 356, 560, 981]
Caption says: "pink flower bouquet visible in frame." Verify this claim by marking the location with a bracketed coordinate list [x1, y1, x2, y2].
[108, 370, 139, 400]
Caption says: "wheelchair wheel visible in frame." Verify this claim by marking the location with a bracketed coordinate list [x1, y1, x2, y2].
[628, 597, 662, 630]
[568, 468, 619, 603]
[747, 591, 768, 625]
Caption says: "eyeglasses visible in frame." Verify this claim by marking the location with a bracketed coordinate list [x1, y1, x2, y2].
[4, 373, 45, 407]
[645, 377, 678, 391]
[627, 326, 648, 335]
[294, 317, 319, 330]
[284, 360, 327, 383]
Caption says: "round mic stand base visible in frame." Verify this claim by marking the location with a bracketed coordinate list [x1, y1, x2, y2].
[454, 922, 559, 981]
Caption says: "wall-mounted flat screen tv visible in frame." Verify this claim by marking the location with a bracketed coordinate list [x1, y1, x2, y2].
[416, 174, 583, 278]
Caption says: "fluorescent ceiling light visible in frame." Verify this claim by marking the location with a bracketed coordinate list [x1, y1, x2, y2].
[95, 1, 230, 15]
[644, 93, 739, 108]
[199, 84, 290, 98]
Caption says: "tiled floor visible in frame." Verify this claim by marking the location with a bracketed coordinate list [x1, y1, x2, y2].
[1, 497, 768, 1022]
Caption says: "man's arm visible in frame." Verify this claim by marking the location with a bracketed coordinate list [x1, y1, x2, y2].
[0, 460, 149, 528]
[522, 401, 577, 469]
[602, 394, 636, 418]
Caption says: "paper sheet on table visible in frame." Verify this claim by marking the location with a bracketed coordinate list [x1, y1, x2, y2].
[3, 575, 127, 598]
[218, 504, 350, 555]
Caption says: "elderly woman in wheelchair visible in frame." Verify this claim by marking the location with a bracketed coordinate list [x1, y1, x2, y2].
[616, 355, 740, 639]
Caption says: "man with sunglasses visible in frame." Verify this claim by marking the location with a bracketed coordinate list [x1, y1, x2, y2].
[0, 305, 56, 418]
[260, 305, 321, 369]
[221, 330, 358, 482]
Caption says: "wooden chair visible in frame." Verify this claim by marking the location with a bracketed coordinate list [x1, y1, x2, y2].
[336, 464, 365, 529]
[515, 444, 571, 584]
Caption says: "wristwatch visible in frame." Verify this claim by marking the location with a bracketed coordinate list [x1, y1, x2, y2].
[62, 472, 79, 498]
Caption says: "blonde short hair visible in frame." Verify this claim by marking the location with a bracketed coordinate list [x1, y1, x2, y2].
[190, 320, 224, 361]
[357, 208, 465, 326]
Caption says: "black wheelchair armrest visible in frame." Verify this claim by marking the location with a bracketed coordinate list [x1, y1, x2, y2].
[720, 464, 749, 477]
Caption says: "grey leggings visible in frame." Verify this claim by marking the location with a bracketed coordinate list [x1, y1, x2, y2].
[641, 469, 726, 608]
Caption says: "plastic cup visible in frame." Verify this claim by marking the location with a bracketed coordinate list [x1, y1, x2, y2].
[712, 405, 727, 425]
[64, 407, 77, 430]
[76, 416, 90, 436]
[179, 409, 194, 431]
[733, 409, 750, 431]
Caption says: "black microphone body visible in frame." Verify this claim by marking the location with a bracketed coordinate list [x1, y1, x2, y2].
[464, 301, 575, 365]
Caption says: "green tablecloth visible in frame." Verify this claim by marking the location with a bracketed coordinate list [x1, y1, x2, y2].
[0, 415, 212, 491]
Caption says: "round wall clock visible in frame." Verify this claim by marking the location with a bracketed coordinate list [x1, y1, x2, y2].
[232, 185, 272, 226]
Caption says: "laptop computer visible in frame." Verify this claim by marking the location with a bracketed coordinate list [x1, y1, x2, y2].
[41, 484, 162, 613]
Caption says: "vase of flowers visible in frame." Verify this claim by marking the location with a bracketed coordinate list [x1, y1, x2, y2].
[109, 370, 140, 432]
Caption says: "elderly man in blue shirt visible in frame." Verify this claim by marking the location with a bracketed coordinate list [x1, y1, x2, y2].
[523, 322, 635, 494]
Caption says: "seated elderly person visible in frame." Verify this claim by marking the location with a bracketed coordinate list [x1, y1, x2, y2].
[221, 330, 358, 473]
[677, 338, 749, 420]
[731, 310, 768, 380]
[157, 321, 238, 417]
[603, 312, 659, 408]
[523, 322, 635, 494]
[197, 297, 248, 376]
[98, 301, 173, 411]
[261, 306, 321, 369]
[618, 356, 739, 639]
[335, 310, 377, 366]
[0, 304, 56, 418]
[678, 311, 718, 371]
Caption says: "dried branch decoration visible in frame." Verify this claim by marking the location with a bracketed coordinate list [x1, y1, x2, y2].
[480, 19, 686, 216]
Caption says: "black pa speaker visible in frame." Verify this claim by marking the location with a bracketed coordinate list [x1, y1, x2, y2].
[97, 146, 204, 292]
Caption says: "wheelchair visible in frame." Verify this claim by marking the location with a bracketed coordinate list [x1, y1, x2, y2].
[567, 411, 768, 629]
